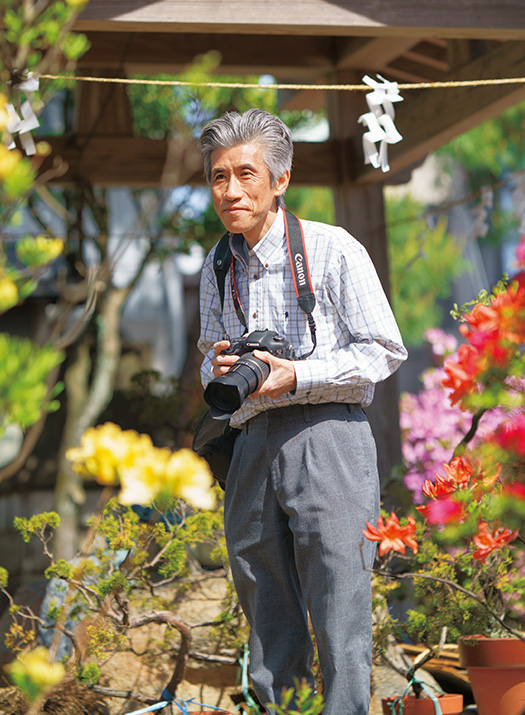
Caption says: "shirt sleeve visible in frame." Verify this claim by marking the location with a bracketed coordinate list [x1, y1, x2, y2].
[197, 249, 225, 388]
[292, 237, 407, 397]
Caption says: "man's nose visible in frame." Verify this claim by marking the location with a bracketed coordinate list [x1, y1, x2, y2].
[224, 175, 242, 199]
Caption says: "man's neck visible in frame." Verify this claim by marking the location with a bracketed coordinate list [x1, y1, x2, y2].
[243, 207, 280, 249]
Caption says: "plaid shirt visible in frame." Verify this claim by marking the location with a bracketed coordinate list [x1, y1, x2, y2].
[198, 208, 407, 427]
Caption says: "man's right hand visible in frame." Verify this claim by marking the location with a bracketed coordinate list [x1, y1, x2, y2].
[211, 340, 239, 377]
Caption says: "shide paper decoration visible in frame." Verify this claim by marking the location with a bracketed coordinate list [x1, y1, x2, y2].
[358, 74, 404, 173]
[470, 186, 494, 241]
[5, 73, 40, 156]
[511, 174, 525, 233]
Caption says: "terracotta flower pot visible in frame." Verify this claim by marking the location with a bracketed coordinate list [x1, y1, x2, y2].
[381, 693, 463, 715]
[459, 636, 525, 715]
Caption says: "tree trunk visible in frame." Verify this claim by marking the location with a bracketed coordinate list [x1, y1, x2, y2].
[54, 287, 128, 560]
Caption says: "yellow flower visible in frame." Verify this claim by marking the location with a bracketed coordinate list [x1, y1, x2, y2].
[6, 646, 65, 702]
[66, 423, 153, 485]
[165, 449, 215, 510]
[118, 446, 171, 505]
[0, 144, 21, 181]
[0, 276, 18, 312]
[0, 93, 8, 132]
[68, 424, 215, 509]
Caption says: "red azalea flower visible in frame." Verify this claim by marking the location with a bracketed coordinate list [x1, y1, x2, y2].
[503, 482, 525, 499]
[472, 521, 518, 562]
[461, 303, 500, 335]
[442, 456, 474, 487]
[421, 474, 457, 500]
[425, 498, 464, 525]
[443, 344, 484, 408]
[494, 414, 525, 458]
[363, 513, 418, 557]
[470, 458, 502, 500]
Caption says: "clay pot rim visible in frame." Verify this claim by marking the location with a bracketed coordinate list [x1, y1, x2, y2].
[381, 693, 464, 714]
[459, 635, 525, 667]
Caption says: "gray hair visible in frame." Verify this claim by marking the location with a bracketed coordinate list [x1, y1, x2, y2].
[199, 109, 293, 208]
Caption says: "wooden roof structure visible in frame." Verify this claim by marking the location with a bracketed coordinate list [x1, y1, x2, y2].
[46, 0, 525, 188]
[42, 0, 525, 476]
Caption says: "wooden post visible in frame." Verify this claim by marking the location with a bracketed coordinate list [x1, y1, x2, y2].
[327, 71, 404, 485]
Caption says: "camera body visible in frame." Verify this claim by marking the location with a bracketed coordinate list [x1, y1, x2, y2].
[221, 329, 295, 360]
[204, 329, 294, 419]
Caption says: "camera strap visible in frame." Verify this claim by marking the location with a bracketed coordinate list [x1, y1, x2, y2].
[220, 208, 317, 358]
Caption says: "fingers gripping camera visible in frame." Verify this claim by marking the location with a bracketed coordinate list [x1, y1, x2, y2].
[204, 330, 294, 419]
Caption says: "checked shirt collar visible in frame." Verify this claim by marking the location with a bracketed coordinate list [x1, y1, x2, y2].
[229, 208, 286, 270]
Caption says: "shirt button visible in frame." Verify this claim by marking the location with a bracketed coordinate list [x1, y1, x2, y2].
[252, 312, 257, 319]
[265, 263, 269, 268]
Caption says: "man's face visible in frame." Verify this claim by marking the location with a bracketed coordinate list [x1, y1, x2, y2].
[210, 142, 289, 247]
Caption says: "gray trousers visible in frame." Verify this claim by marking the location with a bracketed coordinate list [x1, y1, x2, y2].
[224, 402, 380, 715]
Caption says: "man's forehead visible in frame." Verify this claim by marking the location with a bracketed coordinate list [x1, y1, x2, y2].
[210, 142, 266, 170]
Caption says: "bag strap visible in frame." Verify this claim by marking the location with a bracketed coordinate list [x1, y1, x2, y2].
[213, 231, 232, 310]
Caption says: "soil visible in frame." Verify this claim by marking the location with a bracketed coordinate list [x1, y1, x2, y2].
[0, 681, 109, 715]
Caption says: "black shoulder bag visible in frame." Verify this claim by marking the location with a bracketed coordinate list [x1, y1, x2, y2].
[192, 210, 316, 487]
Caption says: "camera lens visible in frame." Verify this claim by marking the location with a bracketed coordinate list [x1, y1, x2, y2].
[204, 355, 271, 419]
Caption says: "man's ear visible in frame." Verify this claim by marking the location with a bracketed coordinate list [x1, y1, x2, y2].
[274, 170, 291, 197]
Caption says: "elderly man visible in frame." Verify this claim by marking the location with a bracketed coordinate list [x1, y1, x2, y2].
[197, 109, 407, 715]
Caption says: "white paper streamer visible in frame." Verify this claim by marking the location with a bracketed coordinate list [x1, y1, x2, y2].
[470, 186, 493, 241]
[5, 73, 40, 155]
[358, 74, 404, 173]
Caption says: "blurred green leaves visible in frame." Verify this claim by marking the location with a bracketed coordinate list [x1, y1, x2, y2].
[387, 194, 470, 345]
[0, 334, 64, 434]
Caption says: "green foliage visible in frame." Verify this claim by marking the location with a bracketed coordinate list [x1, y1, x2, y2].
[91, 499, 142, 551]
[450, 275, 509, 321]
[386, 194, 470, 345]
[45, 560, 74, 580]
[15, 236, 63, 267]
[127, 52, 277, 139]
[437, 101, 525, 244]
[97, 571, 131, 598]
[0, 155, 36, 202]
[157, 539, 188, 579]
[285, 187, 335, 225]
[45, 599, 61, 623]
[269, 678, 324, 715]
[85, 623, 126, 660]
[401, 538, 505, 643]
[77, 662, 101, 686]
[13, 511, 60, 543]
[438, 102, 525, 182]
[0, 567, 8, 588]
[1, 0, 90, 77]
[0, 333, 64, 433]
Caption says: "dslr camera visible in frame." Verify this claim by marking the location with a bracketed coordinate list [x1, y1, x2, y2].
[204, 329, 294, 419]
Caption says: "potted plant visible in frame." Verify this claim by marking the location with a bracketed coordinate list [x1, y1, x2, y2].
[365, 244, 525, 715]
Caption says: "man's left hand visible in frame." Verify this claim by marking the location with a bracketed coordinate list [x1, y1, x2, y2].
[250, 350, 297, 399]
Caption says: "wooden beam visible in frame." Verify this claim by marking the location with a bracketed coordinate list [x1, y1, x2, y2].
[36, 136, 340, 187]
[336, 37, 421, 71]
[353, 40, 525, 183]
[79, 31, 335, 78]
[74, 69, 134, 135]
[75, 0, 525, 39]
